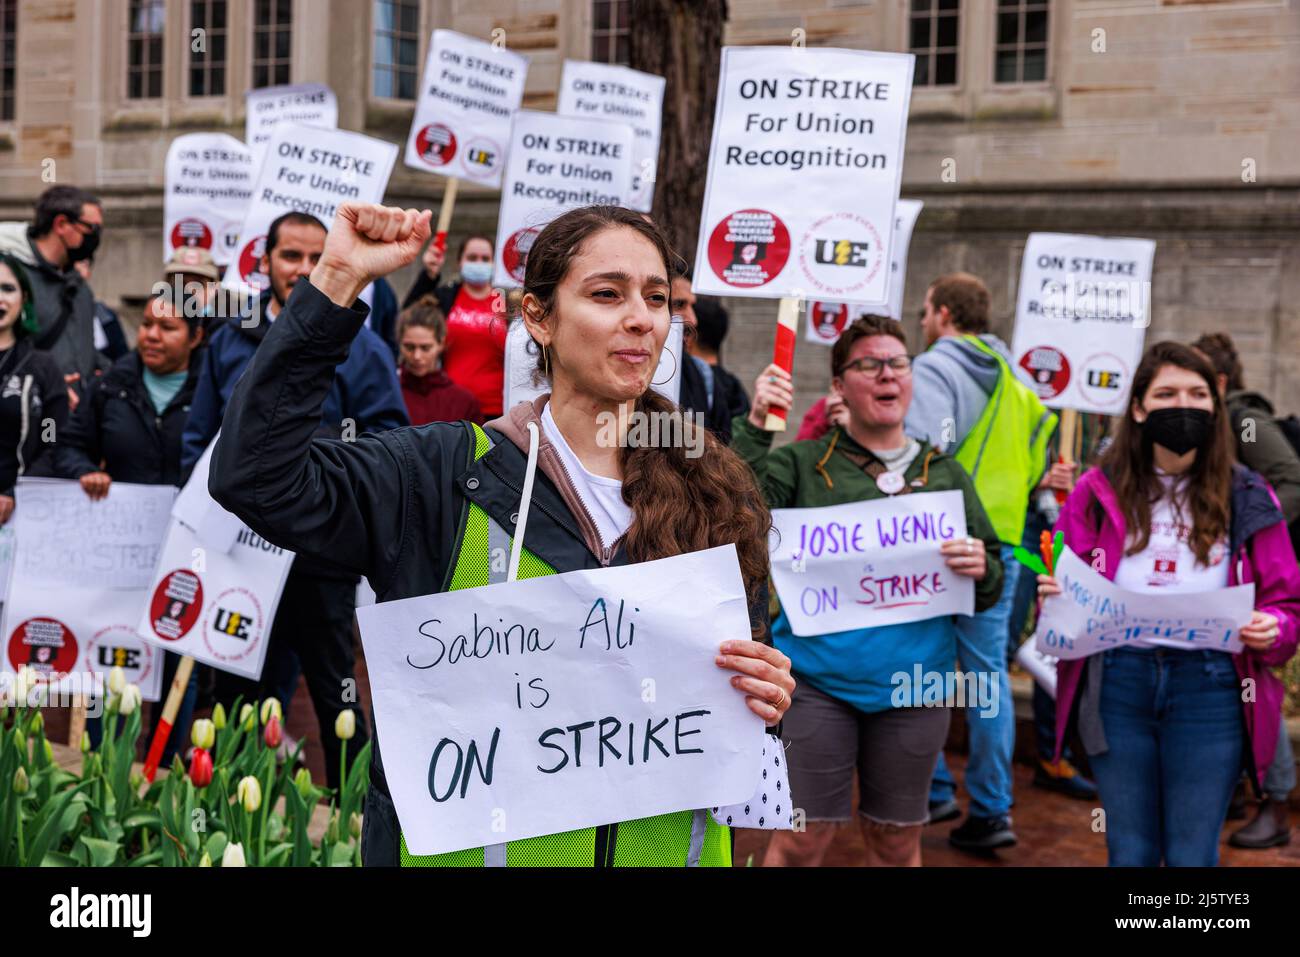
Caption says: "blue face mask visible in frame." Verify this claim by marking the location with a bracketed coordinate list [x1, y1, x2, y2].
[461, 261, 493, 286]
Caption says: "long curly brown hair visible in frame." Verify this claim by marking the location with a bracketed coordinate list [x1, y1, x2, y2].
[522, 206, 772, 635]
[1100, 341, 1234, 563]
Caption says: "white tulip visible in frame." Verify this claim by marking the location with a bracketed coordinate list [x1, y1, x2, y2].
[222, 842, 246, 867]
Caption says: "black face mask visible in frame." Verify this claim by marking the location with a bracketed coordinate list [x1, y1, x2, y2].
[1141, 406, 1214, 456]
[66, 223, 101, 264]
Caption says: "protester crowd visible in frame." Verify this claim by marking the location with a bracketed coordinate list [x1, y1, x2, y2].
[3, 185, 1299, 867]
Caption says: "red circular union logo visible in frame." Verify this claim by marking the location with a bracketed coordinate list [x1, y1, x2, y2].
[170, 218, 213, 251]
[149, 569, 204, 642]
[1018, 345, 1071, 399]
[706, 209, 791, 289]
[416, 124, 458, 167]
[7, 617, 78, 679]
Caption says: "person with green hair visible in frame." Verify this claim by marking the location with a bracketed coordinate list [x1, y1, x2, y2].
[0, 251, 68, 524]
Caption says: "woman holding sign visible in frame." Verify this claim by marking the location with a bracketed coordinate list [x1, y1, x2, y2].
[1037, 342, 1300, 866]
[734, 315, 1004, 867]
[210, 201, 793, 867]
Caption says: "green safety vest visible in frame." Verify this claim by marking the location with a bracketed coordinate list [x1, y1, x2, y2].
[400, 423, 732, 867]
[953, 336, 1058, 546]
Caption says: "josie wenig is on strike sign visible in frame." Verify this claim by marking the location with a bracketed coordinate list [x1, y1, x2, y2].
[693, 47, 914, 307]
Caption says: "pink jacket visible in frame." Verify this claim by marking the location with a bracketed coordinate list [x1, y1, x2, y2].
[1053, 466, 1300, 788]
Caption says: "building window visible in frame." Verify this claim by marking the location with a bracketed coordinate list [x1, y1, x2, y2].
[0, 0, 15, 121]
[127, 0, 165, 99]
[910, 0, 959, 87]
[373, 0, 418, 100]
[995, 0, 1049, 83]
[591, 0, 629, 66]
[189, 0, 228, 97]
[253, 0, 292, 89]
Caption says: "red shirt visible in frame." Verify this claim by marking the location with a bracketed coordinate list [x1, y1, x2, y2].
[443, 286, 506, 418]
[400, 368, 483, 426]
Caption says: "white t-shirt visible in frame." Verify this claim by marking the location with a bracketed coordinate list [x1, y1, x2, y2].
[541, 403, 634, 552]
[1113, 473, 1230, 594]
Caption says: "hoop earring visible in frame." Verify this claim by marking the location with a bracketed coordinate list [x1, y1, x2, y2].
[542, 343, 550, 379]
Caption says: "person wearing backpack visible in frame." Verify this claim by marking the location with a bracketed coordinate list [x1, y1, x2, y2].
[904, 272, 1056, 851]
[1193, 331, 1300, 849]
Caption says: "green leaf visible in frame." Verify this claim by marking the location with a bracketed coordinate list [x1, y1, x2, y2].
[40, 851, 81, 867]
[123, 810, 162, 830]
[204, 830, 228, 863]
[127, 848, 164, 867]
[25, 788, 90, 868]
[76, 835, 123, 868]
[263, 842, 293, 867]
[329, 842, 354, 867]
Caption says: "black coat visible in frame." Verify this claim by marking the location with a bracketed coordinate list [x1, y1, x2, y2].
[0, 337, 68, 495]
[679, 355, 750, 445]
[52, 351, 199, 486]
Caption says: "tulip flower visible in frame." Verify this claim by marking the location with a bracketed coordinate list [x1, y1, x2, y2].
[108, 665, 126, 695]
[349, 812, 362, 840]
[260, 698, 282, 724]
[263, 715, 282, 750]
[222, 842, 246, 867]
[118, 683, 142, 716]
[267, 814, 285, 843]
[236, 775, 262, 814]
[42, 740, 53, 763]
[212, 702, 227, 730]
[294, 767, 314, 800]
[327, 812, 340, 843]
[191, 718, 215, 751]
[12, 766, 29, 795]
[28, 711, 43, 734]
[189, 747, 213, 789]
[334, 709, 356, 741]
[199, 851, 212, 867]
[80, 731, 91, 754]
[239, 703, 255, 731]
[130, 769, 144, 790]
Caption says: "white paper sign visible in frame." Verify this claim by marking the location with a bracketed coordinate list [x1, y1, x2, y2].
[693, 47, 914, 306]
[803, 199, 922, 346]
[355, 544, 761, 857]
[502, 318, 682, 413]
[0, 524, 13, 607]
[163, 133, 255, 266]
[1034, 547, 1255, 660]
[493, 110, 635, 288]
[137, 518, 293, 681]
[403, 29, 529, 186]
[223, 124, 398, 291]
[2, 479, 174, 701]
[171, 438, 243, 554]
[245, 83, 338, 166]
[769, 490, 973, 637]
[557, 60, 665, 213]
[1010, 232, 1156, 415]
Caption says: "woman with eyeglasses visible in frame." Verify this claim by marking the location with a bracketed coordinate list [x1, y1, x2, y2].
[0, 252, 68, 525]
[732, 314, 1004, 867]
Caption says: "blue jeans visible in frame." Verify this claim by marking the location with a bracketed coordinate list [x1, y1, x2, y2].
[930, 543, 1020, 818]
[1090, 647, 1243, 867]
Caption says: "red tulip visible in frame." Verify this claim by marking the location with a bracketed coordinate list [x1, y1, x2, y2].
[263, 714, 282, 750]
[189, 747, 213, 788]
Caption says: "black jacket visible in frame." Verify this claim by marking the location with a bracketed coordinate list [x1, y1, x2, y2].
[403, 269, 459, 315]
[0, 337, 68, 495]
[52, 351, 199, 486]
[679, 354, 751, 445]
[209, 278, 772, 865]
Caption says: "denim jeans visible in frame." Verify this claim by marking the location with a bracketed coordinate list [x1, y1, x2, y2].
[1264, 710, 1297, 802]
[930, 543, 1020, 818]
[1089, 647, 1243, 867]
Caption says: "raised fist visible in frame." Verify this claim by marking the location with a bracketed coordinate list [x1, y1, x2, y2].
[311, 203, 433, 307]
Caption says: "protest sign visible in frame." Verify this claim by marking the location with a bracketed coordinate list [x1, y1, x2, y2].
[171, 438, 242, 554]
[245, 83, 338, 166]
[0, 524, 13, 607]
[805, 198, 924, 345]
[354, 544, 761, 856]
[163, 133, 255, 266]
[1034, 547, 1255, 660]
[502, 317, 682, 411]
[493, 110, 634, 288]
[768, 490, 973, 637]
[137, 518, 293, 681]
[2, 479, 173, 701]
[404, 29, 529, 186]
[223, 124, 398, 290]
[1010, 232, 1156, 415]
[693, 47, 914, 306]
[557, 60, 665, 212]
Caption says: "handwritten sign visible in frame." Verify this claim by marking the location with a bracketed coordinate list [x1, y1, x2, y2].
[1034, 547, 1254, 660]
[2, 479, 174, 701]
[354, 544, 761, 857]
[769, 490, 972, 636]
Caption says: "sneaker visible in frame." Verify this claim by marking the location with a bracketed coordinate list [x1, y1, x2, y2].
[949, 814, 1017, 852]
[1033, 758, 1098, 801]
[1228, 799, 1291, 849]
[928, 797, 961, 824]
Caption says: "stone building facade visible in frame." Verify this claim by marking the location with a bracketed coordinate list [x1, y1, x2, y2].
[0, 0, 1296, 423]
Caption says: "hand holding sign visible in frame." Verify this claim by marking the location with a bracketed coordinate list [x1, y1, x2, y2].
[1239, 610, 1281, 651]
[748, 363, 794, 431]
[940, 536, 987, 580]
[311, 203, 433, 306]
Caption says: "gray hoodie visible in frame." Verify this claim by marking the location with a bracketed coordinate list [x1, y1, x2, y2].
[0, 220, 101, 386]
[904, 333, 1013, 453]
